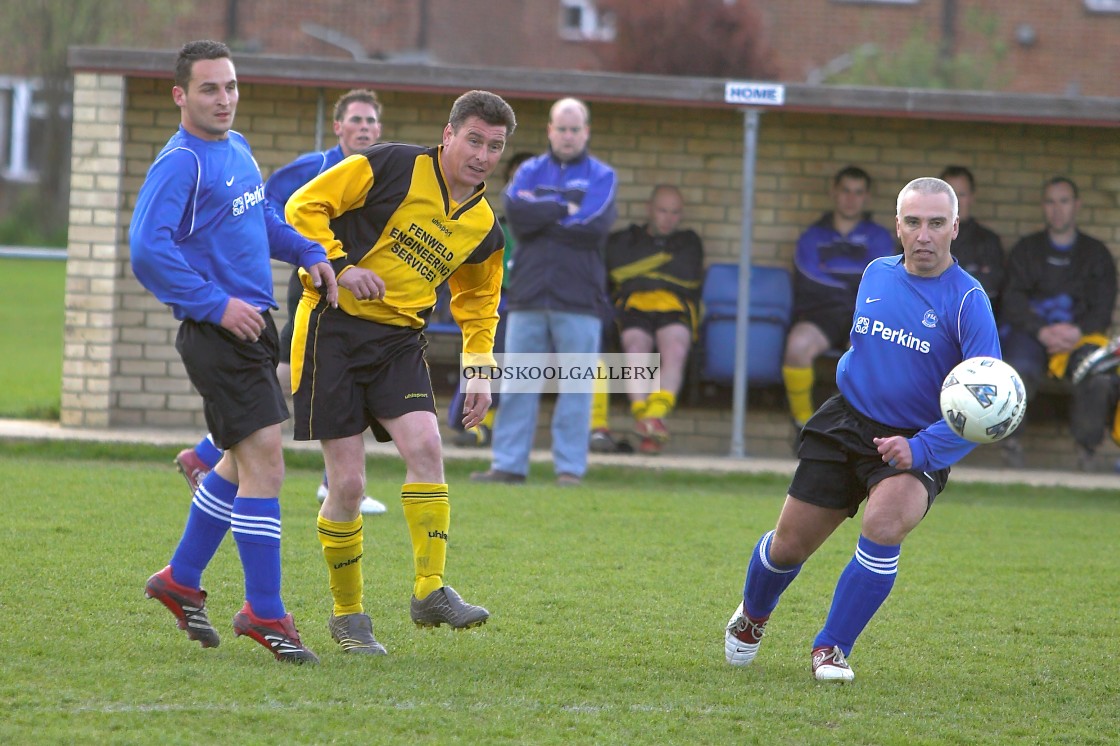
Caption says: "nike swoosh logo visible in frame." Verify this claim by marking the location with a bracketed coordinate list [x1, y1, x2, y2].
[865, 297, 882, 303]
[225, 176, 235, 186]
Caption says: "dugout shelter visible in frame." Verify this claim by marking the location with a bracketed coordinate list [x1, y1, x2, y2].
[63, 46, 1120, 466]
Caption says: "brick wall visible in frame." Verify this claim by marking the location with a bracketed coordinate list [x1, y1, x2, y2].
[761, 0, 1120, 97]
[63, 73, 1120, 432]
[87, 1, 1120, 97]
[62, 73, 127, 428]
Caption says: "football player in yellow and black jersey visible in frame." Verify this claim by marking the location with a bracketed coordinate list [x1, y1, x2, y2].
[284, 90, 517, 655]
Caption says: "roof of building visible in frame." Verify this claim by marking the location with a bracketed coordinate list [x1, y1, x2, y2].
[70, 46, 1120, 129]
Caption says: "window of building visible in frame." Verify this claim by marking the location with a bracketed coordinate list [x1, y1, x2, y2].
[1085, 0, 1120, 12]
[0, 77, 46, 183]
[559, 0, 616, 41]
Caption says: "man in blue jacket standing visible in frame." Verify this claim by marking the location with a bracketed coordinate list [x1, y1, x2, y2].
[472, 98, 617, 486]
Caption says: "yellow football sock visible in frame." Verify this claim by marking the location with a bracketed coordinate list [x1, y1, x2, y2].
[591, 360, 611, 430]
[783, 365, 814, 427]
[401, 482, 450, 600]
[643, 390, 676, 420]
[481, 408, 495, 428]
[630, 399, 649, 420]
[317, 515, 364, 616]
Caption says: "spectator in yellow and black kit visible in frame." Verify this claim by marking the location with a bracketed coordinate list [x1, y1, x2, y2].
[599, 185, 704, 454]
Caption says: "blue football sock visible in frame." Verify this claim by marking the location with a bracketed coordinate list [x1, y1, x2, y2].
[231, 496, 285, 619]
[814, 534, 900, 656]
[194, 433, 223, 470]
[743, 529, 802, 619]
[169, 470, 237, 589]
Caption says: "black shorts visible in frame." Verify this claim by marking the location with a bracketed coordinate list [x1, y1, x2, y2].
[277, 269, 303, 365]
[789, 394, 949, 517]
[292, 304, 436, 443]
[792, 308, 852, 351]
[618, 307, 696, 338]
[175, 313, 288, 450]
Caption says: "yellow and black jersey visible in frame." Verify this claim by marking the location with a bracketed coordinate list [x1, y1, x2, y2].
[286, 143, 504, 358]
[606, 224, 704, 314]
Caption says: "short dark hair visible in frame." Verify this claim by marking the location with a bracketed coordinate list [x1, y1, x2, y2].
[834, 165, 872, 188]
[175, 40, 231, 91]
[333, 89, 382, 122]
[504, 151, 534, 181]
[448, 90, 517, 136]
[1044, 175, 1079, 200]
[939, 165, 975, 191]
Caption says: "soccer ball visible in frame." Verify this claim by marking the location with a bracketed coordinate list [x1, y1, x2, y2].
[940, 357, 1026, 444]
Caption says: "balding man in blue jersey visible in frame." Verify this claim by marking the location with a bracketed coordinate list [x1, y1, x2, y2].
[724, 177, 1002, 683]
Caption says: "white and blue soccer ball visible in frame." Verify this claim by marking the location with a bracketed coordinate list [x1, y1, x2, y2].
[940, 357, 1026, 444]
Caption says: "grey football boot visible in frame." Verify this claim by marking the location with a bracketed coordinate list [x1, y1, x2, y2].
[328, 612, 388, 655]
[410, 586, 489, 629]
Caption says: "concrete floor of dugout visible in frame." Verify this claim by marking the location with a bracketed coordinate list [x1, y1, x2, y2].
[1, 417, 1115, 491]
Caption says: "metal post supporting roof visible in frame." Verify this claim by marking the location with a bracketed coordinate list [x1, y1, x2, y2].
[729, 107, 760, 458]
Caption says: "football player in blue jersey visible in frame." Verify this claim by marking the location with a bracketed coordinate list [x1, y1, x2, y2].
[132, 40, 337, 664]
[174, 89, 389, 516]
[725, 176, 1001, 682]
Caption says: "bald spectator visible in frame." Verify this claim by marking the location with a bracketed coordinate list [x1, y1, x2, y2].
[472, 98, 618, 487]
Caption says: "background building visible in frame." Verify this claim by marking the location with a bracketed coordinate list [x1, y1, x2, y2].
[3, 0, 1118, 244]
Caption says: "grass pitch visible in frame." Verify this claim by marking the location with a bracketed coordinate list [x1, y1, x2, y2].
[0, 257, 65, 419]
[0, 442, 1117, 745]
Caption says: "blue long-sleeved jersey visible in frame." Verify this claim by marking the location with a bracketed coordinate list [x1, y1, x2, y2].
[837, 255, 1001, 471]
[502, 150, 617, 315]
[130, 126, 327, 324]
[264, 144, 345, 215]
[793, 212, 897, 319]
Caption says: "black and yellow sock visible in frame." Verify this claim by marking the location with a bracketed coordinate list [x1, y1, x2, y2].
[783, 365, 814, 427]
[317, 514, 364, 616]
[401, 482, 450, 600]
[629, 399, 649, 421]
[644, 390, 676, 420]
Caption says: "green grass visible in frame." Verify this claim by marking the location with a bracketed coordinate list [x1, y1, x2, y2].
[1, 441, 1117, 745]
[0, 258, 65, 418]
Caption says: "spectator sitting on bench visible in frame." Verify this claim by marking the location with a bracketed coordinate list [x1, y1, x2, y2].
[938, 165, 1006, 314]
[783, 166, 895, 437]
[998, 176, 1117, 470]
[598, 185, 704, 454]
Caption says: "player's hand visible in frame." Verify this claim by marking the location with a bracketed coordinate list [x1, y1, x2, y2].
[874, 435, 913, 470]
[306, 262, 338, 309]
[338, 267, 387, 301]
[219, 297, 266, 342]
[460, 377, 492, 430]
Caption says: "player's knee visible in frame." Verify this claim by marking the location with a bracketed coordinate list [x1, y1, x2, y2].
[400, 427, 444, 479]
[330, 470, 367, 505]
[767, 532, 812, 567]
